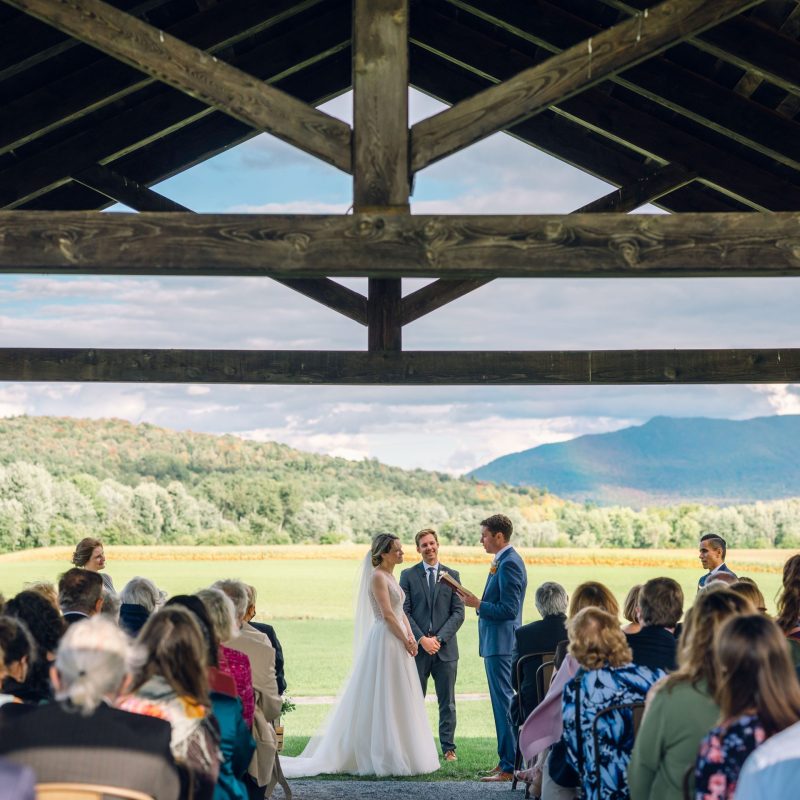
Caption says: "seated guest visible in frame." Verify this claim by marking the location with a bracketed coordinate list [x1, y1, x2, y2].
[3, 590, 64, 703]
[729, 578, 768, 614]
[561, 608, 665, 800]
[120, 576, 162, 636]
[72, 536, 115, 592]
[24, 582, 59, 610]
[628, 588, 753, 800]
[100, 589, 121, 625]
[213, 580, 281, 795]
[0, 616, 179, 800]
[58, 568, 103, 625]
[512, 582, 568, 722]
[244, 584, 287, 696]
[626, 577, 683, 672]
[698, 534, 736, 589]
[0, 617, 33, 707]
[622, 585, 642, 635]
[118, 607, 221, 798]
[776, 553, 800, 638]
[0, 759, 34, 800]
[694, 614, 800, 800]
[736, 717, 800, 800]
[196, 589, 255, 728]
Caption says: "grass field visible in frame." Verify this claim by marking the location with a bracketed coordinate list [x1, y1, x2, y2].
[1, 544, 791, 779]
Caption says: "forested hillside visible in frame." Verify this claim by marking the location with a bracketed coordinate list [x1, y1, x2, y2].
[0, 416, 798, 553]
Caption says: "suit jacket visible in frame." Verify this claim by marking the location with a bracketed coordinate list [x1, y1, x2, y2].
[698, 562, 737, 588]
[626, 625, 678, 672]
[511, 613, 567, 717]
[400, 561, 465, 662]
[478, 547, 527, 658]
[249, 621, 287, 695]
[0, 701, 180, 800]
[61, 610, 91, 627]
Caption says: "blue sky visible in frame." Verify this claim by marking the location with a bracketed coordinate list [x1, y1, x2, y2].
[1, 90, 798, 473]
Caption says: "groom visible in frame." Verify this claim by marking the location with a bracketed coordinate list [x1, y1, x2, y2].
[400, 528, 465, 761]
[458, 514, 527, 783]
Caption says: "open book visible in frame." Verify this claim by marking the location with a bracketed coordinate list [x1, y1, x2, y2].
[437, 570, 469, 595]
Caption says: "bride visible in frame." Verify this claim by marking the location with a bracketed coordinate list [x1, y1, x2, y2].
[281, 532, 440, 777]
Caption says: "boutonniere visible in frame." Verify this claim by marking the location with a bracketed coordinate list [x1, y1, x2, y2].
[489, 564, 498, 575]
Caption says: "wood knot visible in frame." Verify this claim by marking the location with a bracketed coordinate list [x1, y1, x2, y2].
[356, 216, 384, 239]
[284, 233, 310, 252]
[610, 236, 641, 267]
[663, 366, 677, 380]
[543, 221, 564, 241]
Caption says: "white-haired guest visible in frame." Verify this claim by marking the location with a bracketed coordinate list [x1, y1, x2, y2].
[0, 615, 179, 800]
[120, 576, 162, 636]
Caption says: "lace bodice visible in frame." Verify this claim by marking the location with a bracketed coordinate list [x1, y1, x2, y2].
[368, 575, 405, 622]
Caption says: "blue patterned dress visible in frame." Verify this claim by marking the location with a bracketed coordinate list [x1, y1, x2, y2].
[694, 713, 766, 800]
[561, 664, 666, 800]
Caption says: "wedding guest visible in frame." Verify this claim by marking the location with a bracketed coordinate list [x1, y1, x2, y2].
[120, 576, 162, 636]
[72, 537, 115, 592]
[0, 617, 33, 707]
[622, 585, 642, 635]
[697, 534, 736, 589]
[58, 568, 104, 625]
[626, 577, 683, 672]
[24, 581, 59, 610]
[196, 588, 255, 728]
[244, 585, 286, 695]
[2, 590, 64, 703]
[100, 588, 121, 625]
[0, 616, 180, 800]
[118, 607, 221, 798]
[729, 579, 767, 614]
[628, 587, 753, 800]
[694, 614, 800, 800]
[561, 608, 665, 800]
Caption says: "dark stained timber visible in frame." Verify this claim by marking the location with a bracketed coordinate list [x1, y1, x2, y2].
[4, 0, 353, 173]
[410, 0, 762, 172]
[2, 211, 800, 278]
[0, 349, 798, 385]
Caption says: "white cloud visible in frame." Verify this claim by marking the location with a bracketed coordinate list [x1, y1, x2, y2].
[749, 385, 800, 416]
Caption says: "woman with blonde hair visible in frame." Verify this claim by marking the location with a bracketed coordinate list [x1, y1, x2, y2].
[622, 585, 642, 635]
[628, 587, 753, 800]
[72, 537, 114, 592]
[729, 579, 767, 614]
[694, 613, 800, 799]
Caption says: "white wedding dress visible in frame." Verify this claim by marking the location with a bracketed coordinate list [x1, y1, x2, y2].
[281, 564, 440, 777]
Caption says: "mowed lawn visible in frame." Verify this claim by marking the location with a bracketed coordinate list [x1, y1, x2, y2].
[1, 545, 790, 778]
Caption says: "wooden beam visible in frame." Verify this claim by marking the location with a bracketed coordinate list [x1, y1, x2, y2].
[353, 0, 409, 350]
[4, 0, 353, 173]
[0, 348, 798, 384]
[410, 0, 761, 172]
[2, 211, 800, 277]
[0, 0, 328, 157]
[401, 163, 697, 325]
[72, 165, 369, 326]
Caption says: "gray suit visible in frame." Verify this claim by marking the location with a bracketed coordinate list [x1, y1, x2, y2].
[400, 561, 465, 753]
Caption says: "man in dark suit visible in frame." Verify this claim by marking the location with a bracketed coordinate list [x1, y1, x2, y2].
[626, 577, 683, 672]
[698, 534, 737, 589]
[400, 528, 465, 762]
[57, 567, 103, 625]
[511, 581, 568, 723]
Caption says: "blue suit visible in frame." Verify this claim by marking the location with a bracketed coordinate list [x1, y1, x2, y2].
[698, 562, 736, 589]
[478, 546, 527, 772]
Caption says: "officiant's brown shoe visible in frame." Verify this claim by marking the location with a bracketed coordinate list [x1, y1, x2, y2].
[443, 750, 457, 762]
[483, 765, 503, 775]
[480, 771, 513, 782]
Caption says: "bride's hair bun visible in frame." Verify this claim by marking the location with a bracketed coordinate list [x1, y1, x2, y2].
[371, 533, 399, 567]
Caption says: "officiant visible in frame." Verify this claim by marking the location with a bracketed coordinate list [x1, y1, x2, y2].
[400, 528, 465, 762]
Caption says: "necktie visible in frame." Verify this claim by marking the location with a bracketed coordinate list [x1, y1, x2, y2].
[428, 567, 436, 634]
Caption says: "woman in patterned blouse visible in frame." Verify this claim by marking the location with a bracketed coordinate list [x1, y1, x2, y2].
[694, 614, 800, 800]
[561, 607, 665, 800]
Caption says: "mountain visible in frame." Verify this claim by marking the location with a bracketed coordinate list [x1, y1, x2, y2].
[469, 415, 800, 506]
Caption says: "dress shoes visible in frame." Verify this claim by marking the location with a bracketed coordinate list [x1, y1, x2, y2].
[480, 771, 513, 782]
[443, 750, 457, 762]
[483, 765, 503, 775]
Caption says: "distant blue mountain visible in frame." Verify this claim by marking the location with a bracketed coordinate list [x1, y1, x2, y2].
[469, 415, 800, 506]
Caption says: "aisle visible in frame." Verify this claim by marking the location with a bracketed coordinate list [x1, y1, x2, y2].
[284, 779, 521, 799]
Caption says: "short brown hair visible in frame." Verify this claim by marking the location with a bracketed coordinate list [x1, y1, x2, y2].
[622, 585, 642, 625]
[415, 529, 438, 547]
[58, 568, 102, 614]
[569, 581, 619, 619]
[777, 554, 800, 634]
[729, 580, 767, 614]
[639, 577, 684, 628]
[568, 607, 632, 670]
[72, 537, 103, 567]
[480, 514, 513, 540]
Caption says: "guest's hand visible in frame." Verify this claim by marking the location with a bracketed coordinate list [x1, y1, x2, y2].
[420, 635, 440, 655]
[458, 589, 480, 609]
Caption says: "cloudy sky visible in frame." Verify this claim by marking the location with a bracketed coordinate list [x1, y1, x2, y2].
[1, 90, 799, 473]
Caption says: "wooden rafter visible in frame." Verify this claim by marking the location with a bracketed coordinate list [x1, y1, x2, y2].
[1, 348, 798, 385]
[2, 211, 799, 277]
[3, 0, 353, 173]
[410, 0, 762, 172]
[401, 163, 698, 325]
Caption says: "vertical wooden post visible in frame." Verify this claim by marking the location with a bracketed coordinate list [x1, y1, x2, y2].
[353, 0, 409, 351]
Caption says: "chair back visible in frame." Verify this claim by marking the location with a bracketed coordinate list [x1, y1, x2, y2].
[591, 701, 646, 794]
[534, 659, 556, 704]
[515, 651, 555, 717]
[36, 784, 155, 800]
